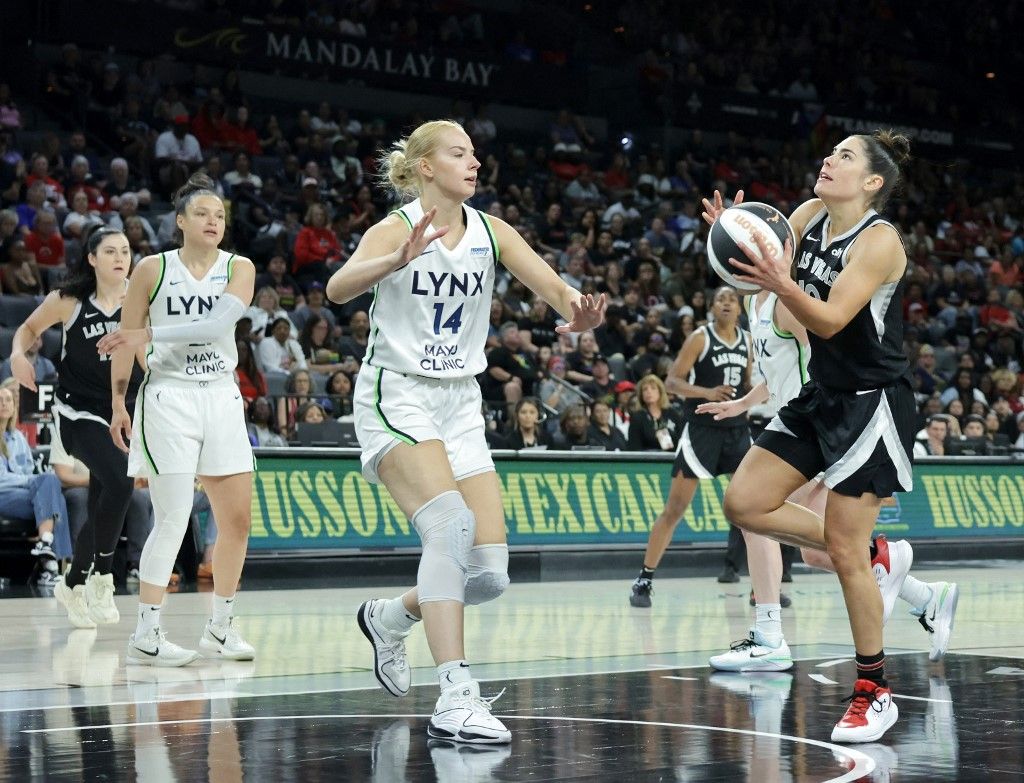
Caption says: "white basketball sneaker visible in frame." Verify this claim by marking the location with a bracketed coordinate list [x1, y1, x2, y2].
[911, 581, 959, 662]
[199, 620, 256, 661]
[85, 572, 120, 624]
[871, 535, 913, 623]
[54, 579, 97, 629]
[428, 680, 512, 745]
[709, 629, 794, 672]
[126, 627, 199, 667]
[358, 600, 411, 697]
[831, 679, 899, 743]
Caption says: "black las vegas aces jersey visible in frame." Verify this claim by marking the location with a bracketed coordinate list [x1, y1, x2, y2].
[796, 208, 909, 392]
[682, 324, 750, 428]
[56, 296, 142, 421]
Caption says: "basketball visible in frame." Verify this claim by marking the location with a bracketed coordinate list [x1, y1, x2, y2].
[707, 202, 796, 293]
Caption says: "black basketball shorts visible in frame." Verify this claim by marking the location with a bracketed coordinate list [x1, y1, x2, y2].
[672, 422, 752, 479]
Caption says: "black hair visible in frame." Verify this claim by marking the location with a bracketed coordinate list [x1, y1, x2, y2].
[857, 129, 911, 212]
[59, 226, 126, 301]
[173, 172, 221, 217]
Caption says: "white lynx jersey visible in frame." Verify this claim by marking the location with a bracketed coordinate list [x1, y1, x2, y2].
[746, 292, 809, 410]
[145, 248, 239, 384]
[364, 198, 499, 378]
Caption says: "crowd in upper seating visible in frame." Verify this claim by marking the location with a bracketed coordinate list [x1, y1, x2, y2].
[0, 2, 1022, 456]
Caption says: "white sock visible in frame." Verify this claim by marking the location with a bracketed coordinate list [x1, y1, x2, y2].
[136, 603, 161, 637]
[898, 576, 933, 612]
[40, 531, 54, 545]
[438, 659, 472, 690]
[211, 594, 235, 628]
[382, 596, 419, 634]
[754, 603, 783, 646]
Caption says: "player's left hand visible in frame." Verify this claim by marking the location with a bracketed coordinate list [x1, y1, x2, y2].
[97, 327, 151, 355]
[556, 293, 607, 334]
[730, 234, 794, 294]
[695, 399, 746, 420]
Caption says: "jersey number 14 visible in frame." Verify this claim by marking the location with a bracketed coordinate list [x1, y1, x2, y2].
[432, 303, 464, 335]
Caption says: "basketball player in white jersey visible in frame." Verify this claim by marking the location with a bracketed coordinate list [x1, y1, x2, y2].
[326, 119, 604, 745]
[99, 173, 257, 667]
[698, 284, 958, 671]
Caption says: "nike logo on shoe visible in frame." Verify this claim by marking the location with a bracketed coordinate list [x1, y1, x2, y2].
[134, 646, 160, 657]
[209, 631, 227, 645]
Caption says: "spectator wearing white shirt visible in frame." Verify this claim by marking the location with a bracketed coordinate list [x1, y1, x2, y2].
[246, 286, 297, 340]
[223, 151, 263, 197]
[154, 115, 202, 196]
[258, 316, 307, 374]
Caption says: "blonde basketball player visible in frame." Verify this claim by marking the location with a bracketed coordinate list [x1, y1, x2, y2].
[698, 286, 957, 673]
[99, 173, 257, 667]
[327, 120, 605, 745]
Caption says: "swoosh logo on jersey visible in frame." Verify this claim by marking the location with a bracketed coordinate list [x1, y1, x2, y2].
[856, 389, 877, 395]
[418, 249, 437, 257]
[713, 344, 725, 350]
[84, 312, 100, 319]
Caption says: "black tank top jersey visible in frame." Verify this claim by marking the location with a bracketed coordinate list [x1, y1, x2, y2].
[682, 324, 750, 428]
[56, 296, 142, 419]
[796, 208, 909, 391]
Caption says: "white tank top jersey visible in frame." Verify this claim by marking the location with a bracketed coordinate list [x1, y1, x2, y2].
[364, 198, 498, 378]
[745, 292, 809, 408]
[145, 248, 239, 385]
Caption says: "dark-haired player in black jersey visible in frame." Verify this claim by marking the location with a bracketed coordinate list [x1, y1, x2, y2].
[10, 227, 144, 628]
[629, 286, 753, 607]
[715, 129, 919, 744]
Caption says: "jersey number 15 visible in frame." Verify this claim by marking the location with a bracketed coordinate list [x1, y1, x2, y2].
[432, 303, 464, 335]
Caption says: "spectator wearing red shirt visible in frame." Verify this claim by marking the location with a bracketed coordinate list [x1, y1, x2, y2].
[235, 339, 267, 404]
[24, 154, 65, 208]
[223, 106, 262, 157]
[24, 211, 65, 268]
[292, 201, 341, 285]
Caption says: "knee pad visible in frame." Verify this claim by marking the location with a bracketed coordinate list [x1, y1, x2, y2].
[464, 544, 509, 606]
[138, 474, 195, 586]
[412, 490, 475, 604]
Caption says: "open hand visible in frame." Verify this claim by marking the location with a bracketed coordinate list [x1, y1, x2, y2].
[397, 206, 450, 267]
[701, 189, 744, 226]
[97, 327, 150, 355]
[555, 293, 607, 334]
[729, 233, 794, 295]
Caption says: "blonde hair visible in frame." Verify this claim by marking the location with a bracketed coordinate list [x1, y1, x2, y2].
[0, 384, 18, 460]
[377, 119, 466, 199]
[634, 374, 670, 412]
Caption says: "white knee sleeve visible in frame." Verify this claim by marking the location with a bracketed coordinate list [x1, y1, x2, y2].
[139, 474, 196, 586]
[464, 544, 510, 606]
[413, 490, 475, 604]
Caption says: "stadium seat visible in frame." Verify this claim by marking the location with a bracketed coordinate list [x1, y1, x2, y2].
[0, 295, 41, 328]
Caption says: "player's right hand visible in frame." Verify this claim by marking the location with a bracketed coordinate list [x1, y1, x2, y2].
[696, 399, 744, 420]
[10, 354, 36, 392]
[397, 206, 450, 267]
[701, 189, 744, 226]
[706, 385, 735, 401]
[110, 404, 133, 453]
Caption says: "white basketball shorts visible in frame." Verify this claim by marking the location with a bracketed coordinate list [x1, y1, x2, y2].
[128, 379, 255, 478]
[354, 365, 494, 484]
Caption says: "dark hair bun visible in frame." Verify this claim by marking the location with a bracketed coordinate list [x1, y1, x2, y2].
[874, 130, 911, 166]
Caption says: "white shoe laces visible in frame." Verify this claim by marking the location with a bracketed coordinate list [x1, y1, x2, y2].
[454, 687, 506, 714]
[381, 637, 408, 671]
[92, 578, 115, 604]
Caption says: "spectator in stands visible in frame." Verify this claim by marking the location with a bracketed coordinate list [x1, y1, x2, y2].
[223, 152, 263, 197]
[912, 344, 945, 398]
[63, 155, 104, 212]
[627, 374, 682, 451]
[538, 355, 589, 415]
[940, 368, 987, 408]
[565, 330, 600, 384]
[0, 83, 20, 131]
[962, 414, 987, 440]
[254, 255, 303, 312]
[122, 216, 154, 262]
[154, 115, 203, 196]
[25, 154, 65, 209]
[292, 202, 341, 286]
[337, 309, 370, 364]
[62, 190, 104, 240]
[235, 338, 267, 405]
[552, 404, 595, 449]
[0, 386, 72, 575]
[504, 397, 551, 450]
[324, 369, 354, 418]
[291, 281, 337, 332]
[225, 106, 262, 157]
[258, 316, 306, 375]
[0, 334, 55, 383]
[1, 238, 44, 295]
[943, 398, 966, 430]
[914, 415, 948, 457]
[277, 369, 315, 439]
[247, 396, 287, 448]
[580, 354, 615, 402]
[14, 181, 49, 235]
[0, 209, 18, 252]
[588, 399, 627, 450]
[24, 211, 65, 270]
[246, 286, 296, 340]
[299, 313, 354, 377]
[629, 331, 671, 381]
[483, 322, 542, 414]
[294, 401, 327, 427]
